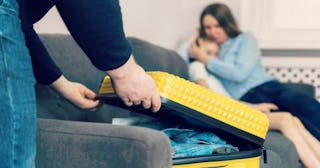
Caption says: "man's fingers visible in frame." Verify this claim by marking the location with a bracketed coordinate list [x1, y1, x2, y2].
[85, 90, 97, 99]
[151, 94, 161, 113]
[142, 99, 151, 109]
[124, 101, 133, 106]
[133, 101, 141, 105]
[123, 98, 133, 107]
[121, 92, 161, 112]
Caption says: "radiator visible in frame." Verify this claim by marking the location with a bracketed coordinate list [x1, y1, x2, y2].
[262, 56, 320, 101]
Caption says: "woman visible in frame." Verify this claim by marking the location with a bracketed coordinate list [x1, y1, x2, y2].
[187, 34, 320, 168]
[1, 0, 160, 167]
[179, 3, 320, 167]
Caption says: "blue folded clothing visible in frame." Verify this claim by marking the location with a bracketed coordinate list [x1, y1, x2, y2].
[163, 128, 239, 158]
[135, 120, 238, 158]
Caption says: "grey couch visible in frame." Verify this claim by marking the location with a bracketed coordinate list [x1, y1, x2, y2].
[36, 34, 308, 168]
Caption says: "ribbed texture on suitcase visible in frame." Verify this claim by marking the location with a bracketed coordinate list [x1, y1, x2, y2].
[99, 71, 269, 139]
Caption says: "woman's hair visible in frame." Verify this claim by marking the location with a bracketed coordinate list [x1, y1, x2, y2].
[199, 3, 241, 38]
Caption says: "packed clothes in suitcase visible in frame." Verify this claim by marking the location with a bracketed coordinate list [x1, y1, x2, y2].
[97, 72, 269, 168]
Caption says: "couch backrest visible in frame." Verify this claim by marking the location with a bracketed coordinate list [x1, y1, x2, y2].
[36, 34, 106, 121]
[128, 37, 188, 79]
[36, 34, 189, 122]
[37, 34, 316, 122]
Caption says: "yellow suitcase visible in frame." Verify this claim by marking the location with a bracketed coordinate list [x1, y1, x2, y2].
[97, 71, 269, 168]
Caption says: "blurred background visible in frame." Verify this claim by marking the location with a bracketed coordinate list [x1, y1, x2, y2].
[34, 0, 320, 100]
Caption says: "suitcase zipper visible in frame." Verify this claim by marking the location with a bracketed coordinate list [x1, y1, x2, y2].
[262, 147, 267, 164]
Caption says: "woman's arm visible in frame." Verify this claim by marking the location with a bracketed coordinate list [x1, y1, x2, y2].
[188, 40, 211, 64]
[245, 102, 278, 113]
[206, 33, 261, 82]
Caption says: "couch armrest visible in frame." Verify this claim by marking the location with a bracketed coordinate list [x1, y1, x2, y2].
[263, 131, 302, 168]
[36, 119, 172, 168]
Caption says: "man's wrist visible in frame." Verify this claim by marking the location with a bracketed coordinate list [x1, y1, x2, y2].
[50, 75, 68, 94]
[106, 55, 136, 80]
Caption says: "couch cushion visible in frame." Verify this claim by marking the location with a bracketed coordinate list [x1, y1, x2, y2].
[264, 131, 302, 168]
[37, 118, 172, 168]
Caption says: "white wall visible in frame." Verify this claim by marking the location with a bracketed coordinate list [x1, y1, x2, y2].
[35, 1, 320, 50]
[34, 1, 320, 99]
[120, 0, 239, 49]
[34, 7, 68, 34]
[34, 0, 239, 49]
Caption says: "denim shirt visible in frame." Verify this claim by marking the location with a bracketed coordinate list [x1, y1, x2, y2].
[177, 33, 275, 99]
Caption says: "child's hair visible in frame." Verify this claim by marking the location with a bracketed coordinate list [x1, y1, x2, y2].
[189, 38, 199, 63]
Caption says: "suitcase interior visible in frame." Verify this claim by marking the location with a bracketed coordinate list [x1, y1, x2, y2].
[97, 72, 269, 167]
[161, 98, 265, 167]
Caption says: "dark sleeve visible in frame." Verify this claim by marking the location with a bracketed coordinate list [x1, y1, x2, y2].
[18, 0, 62, 84]
[22, 26, 62, 84]
[55, 0, 132, 71]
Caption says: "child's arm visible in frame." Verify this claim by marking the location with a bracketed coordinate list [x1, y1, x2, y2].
[194, 79, 209, 88]
[189, 61, 208, 84]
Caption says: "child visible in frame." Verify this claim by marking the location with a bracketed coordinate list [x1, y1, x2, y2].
[188, 37, 320, 167]
[189, 37, 230, 96]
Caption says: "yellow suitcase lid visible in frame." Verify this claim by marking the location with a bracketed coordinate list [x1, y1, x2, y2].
[97, 71, 269, 146]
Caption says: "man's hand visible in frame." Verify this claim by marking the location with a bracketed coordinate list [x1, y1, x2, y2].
[50, 75, 100, 110]
[107, 55, 161, 112]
